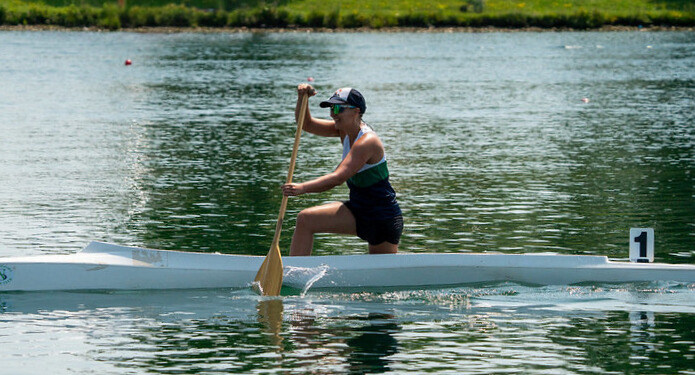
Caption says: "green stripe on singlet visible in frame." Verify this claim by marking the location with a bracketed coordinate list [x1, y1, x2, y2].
[348, 161, 390, 188]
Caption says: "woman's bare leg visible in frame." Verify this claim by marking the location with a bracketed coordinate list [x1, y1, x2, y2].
[368, 242, 398, 254]
[289, 202, 356, 256]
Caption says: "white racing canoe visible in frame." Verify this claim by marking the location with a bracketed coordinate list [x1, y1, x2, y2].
[1, 241, 694, 292]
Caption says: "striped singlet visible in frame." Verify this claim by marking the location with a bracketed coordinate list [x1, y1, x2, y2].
[342, 125, 401, 220]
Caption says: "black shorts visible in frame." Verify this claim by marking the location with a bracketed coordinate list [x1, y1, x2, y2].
[343, 201, 403, 245]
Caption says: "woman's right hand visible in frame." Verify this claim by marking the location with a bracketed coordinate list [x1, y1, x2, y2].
[282, 182, 306, 196]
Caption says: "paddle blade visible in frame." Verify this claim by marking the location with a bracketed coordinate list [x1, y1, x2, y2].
[254, 244, 283, 296]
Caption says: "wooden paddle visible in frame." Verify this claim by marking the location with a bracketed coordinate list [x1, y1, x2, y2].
[254, 92, 310, 296]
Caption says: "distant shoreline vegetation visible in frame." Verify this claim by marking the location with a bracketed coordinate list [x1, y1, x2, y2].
[1, 0, 694, 31]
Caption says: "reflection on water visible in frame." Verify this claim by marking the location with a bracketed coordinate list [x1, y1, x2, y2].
[1, 284, 694, 374]
[344, 313, 400, 373]
[286, 308, 400, 374]
[257, 298, 284, 349]
[549, 311, 695, 374]
[257, 297, 401, 373]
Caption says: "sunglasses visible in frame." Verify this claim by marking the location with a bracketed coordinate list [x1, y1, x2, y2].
[330, 104, 357, 115]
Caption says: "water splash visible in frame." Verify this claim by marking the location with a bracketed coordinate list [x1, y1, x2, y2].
[250, 281, 263, 296]
[284, 265, 331, 297]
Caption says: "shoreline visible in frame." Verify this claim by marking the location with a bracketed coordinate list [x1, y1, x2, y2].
[1, 24, 693, 33]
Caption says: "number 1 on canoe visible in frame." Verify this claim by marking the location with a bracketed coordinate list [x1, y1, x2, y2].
[254, 92, 310, 296]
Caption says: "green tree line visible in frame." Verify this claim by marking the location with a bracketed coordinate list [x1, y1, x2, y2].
[1, 0, 693, 30]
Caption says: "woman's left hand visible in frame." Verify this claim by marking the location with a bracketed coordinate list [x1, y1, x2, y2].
[282, 183, 305, 196]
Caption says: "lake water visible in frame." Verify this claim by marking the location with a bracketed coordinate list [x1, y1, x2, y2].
[0, 30, 694, 374]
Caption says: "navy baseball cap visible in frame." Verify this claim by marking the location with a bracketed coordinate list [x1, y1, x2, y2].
[319, 88, 366, 114]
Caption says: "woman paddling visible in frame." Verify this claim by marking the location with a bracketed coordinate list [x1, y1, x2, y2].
[281, 84, 403, 256]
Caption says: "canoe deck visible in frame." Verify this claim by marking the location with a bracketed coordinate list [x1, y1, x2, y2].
[1, 241, 694, 292]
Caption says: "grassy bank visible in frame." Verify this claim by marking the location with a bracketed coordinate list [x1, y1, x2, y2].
[1, 0, 694, 30]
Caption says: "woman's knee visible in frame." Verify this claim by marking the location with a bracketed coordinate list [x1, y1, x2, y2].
[295, 208, 315, 232]
[294, 202, 354, 235]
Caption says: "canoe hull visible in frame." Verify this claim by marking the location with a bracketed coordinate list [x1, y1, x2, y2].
[0, 242, 261, 292]
[1, 242, 694, 292]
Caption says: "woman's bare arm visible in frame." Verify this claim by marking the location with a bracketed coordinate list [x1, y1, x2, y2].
[282, 133, 381, 196]
[295, 84, 339, 137]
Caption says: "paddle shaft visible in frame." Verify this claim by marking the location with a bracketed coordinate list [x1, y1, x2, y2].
[271, 92, 308, 248]
[254, 92, 309, 295]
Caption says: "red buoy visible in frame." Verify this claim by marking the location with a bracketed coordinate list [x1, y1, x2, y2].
[125, 59, 132, 66]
